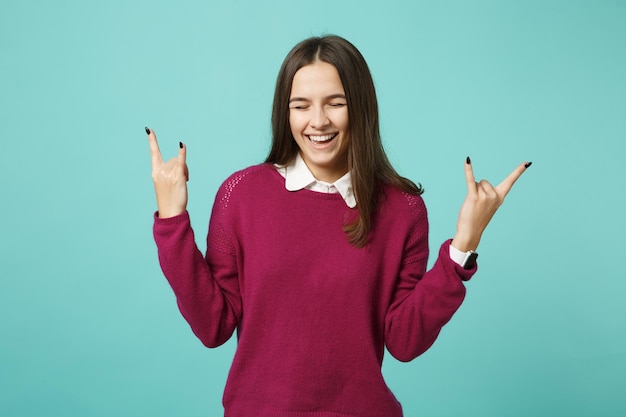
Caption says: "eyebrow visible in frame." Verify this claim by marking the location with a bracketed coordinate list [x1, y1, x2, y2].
[288, 94, 347, 103]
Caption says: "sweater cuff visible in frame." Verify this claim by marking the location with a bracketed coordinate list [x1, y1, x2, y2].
[153, 210, 190, 226]
[442, 239, 476, 281]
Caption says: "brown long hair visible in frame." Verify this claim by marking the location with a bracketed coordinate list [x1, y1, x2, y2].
[265, 35, 423, 247]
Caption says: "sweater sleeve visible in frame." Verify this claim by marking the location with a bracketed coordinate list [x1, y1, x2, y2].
[153, 204, 241, 348]
[384, 195, 476, 362]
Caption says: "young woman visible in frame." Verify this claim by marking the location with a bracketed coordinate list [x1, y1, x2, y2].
[146, 35, 530, 417]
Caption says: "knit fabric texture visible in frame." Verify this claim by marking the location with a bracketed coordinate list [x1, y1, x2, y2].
[153, 163, 476, 417]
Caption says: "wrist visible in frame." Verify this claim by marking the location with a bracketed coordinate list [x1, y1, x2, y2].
[451, 233, 479, 252]
[156, 207, 186, 219]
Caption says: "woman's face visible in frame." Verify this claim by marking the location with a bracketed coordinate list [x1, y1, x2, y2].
[289, 61, 350, 183]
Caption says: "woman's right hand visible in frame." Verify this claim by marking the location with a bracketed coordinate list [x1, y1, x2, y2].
[146, 127, 189, 218]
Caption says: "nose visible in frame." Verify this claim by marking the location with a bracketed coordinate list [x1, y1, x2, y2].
[309, 105, 329, 129]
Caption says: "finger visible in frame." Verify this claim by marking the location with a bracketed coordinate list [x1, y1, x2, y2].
[178, 141, 186, 164]
[477, 179, 498, 201]
[464, 156, 477, 195]
[477, 179, 496, 194]
[146, 127, 163, 170]
[496, 161, 531, 197]
[178, 141, 189, 181]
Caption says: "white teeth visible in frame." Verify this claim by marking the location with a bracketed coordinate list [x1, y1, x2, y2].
[308, 134, 336, 143]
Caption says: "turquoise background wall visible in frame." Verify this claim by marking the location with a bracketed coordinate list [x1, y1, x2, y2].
[1, 0, 625, 416]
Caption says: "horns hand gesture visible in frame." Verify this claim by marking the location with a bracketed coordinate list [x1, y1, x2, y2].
[146, 127, 189, 218]
[451, 157, 531, 252]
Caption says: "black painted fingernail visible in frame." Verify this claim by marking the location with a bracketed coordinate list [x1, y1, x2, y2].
[466, 156, 471, 164]
[145, 127, 150, 135]
[525, 162, 532, 168]
[179, 141, 183, 149]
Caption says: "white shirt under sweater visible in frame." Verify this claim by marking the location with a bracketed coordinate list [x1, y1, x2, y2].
[275, 153, 470, 265]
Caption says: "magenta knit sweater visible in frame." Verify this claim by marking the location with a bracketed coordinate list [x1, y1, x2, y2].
[153, 163, 476, 417]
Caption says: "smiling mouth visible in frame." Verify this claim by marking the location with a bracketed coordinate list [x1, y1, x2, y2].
[307, 133, 338, 144]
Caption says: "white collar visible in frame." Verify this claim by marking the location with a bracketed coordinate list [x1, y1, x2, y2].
[275, 153, 356, 208]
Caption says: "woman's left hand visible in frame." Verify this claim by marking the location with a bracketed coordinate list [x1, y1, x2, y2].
[451, 157, 531, 252]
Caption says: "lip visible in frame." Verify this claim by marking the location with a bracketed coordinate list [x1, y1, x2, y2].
[305, 133, 338, 145]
